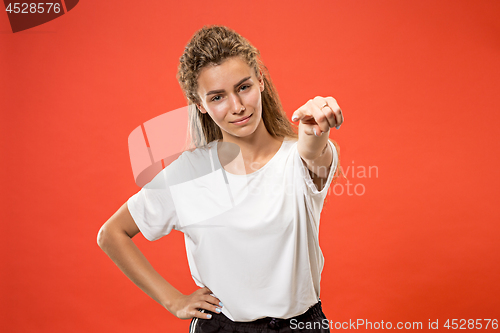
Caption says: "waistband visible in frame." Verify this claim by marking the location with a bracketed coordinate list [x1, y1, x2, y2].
[203, 301, 325, 330]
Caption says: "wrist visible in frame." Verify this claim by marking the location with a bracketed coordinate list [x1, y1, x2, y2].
[160, 287, 183, 312]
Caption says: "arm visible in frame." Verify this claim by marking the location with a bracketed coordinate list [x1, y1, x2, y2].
[299, 138, 333, 191]
[292, 96, 344, 190]
[97, 202, 222, 320]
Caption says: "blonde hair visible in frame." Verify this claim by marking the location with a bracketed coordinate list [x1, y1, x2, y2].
[177, 25, 297, 147]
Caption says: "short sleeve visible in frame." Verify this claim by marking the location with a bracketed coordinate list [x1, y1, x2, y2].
[127, 167, 179, 241]
[296, 140, 339, 218]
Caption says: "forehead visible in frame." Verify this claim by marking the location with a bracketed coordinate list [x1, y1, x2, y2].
[197, 57, 255, 92]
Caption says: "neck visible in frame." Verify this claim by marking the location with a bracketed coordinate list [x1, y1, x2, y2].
[220, 119, 283, 161]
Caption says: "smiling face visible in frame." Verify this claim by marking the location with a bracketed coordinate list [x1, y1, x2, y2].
[196, 56, 265, 140]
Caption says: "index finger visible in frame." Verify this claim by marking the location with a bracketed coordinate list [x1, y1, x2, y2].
[291, 102, 313, 122]
[203, 287, 223, 306]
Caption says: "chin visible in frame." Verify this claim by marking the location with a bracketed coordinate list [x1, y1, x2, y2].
[226, 125, 258, 138]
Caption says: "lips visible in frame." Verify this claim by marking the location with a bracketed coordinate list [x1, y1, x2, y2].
[231, 114, 252, 123]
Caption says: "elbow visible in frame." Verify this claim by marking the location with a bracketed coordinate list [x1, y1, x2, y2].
[97, 203, 138, 250]
[97, 223, 110, 250]
[97, 220, 132, 251]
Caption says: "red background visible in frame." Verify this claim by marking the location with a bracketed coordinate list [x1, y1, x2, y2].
[1, 0, 499, 332]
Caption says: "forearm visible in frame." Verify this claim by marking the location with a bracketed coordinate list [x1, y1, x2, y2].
[98, 227, 182, 312]
[292, 96, 343, 178]
[297, 125, 330, 161]
[297, 125, 333, 179]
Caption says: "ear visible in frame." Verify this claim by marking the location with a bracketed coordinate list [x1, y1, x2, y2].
[196, 103, 207, 114]
[259, 72, 265, 92]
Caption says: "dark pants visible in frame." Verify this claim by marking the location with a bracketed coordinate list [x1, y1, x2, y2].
[189, 301, 331, 333]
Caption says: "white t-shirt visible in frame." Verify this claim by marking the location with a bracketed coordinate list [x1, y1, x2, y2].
[127, 137, 338, 322]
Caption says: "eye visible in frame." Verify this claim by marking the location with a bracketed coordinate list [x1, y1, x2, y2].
[239, 84, 250, 92]
[211, 95, 222, 102]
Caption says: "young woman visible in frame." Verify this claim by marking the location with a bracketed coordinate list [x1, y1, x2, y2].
[98, 25, 345, 333]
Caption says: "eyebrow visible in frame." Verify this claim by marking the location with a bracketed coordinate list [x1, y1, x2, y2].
[205, 76, 252, 96]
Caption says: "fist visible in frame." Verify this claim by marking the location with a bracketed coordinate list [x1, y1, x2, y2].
[291, 96, 344, 136]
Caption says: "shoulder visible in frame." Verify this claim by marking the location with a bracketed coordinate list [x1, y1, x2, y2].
[281, 136, 298, 148]
[280, 136, 298, 156]
[144, 142, 216, 189]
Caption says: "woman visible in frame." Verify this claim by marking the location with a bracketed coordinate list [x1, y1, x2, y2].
[98, 25, 344, 332]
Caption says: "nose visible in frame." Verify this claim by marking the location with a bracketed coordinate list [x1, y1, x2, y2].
[229, 94, 244, 114]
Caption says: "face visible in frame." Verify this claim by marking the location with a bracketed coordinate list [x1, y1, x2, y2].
[196, 56, 265, 140]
